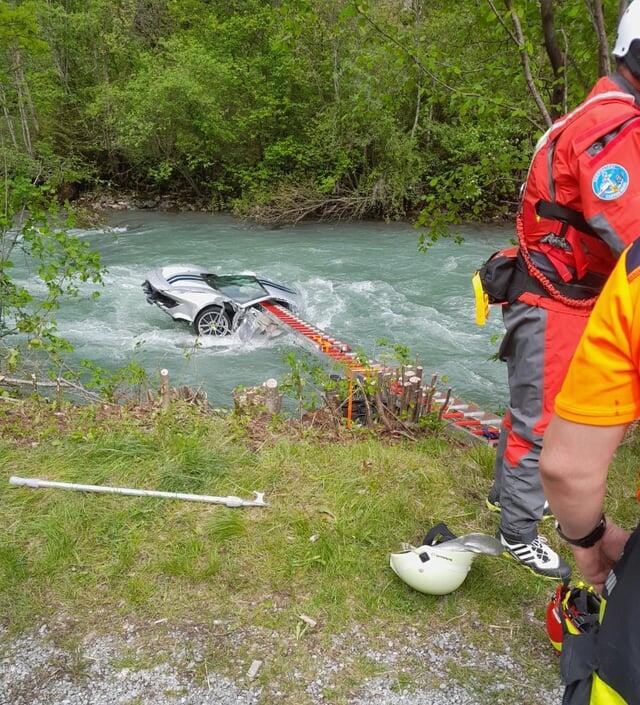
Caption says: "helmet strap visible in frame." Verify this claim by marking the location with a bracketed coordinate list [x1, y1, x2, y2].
[422, 522, 458, 546]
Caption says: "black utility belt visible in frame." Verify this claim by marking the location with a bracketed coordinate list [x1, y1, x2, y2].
[510, 254, 605, 302]
[478, 249, 605, 306]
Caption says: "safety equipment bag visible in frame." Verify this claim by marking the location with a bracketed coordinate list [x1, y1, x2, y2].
[477, 247, 519, 305]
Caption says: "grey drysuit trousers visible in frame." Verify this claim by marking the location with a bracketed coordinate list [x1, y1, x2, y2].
[490, 298, 590, 543]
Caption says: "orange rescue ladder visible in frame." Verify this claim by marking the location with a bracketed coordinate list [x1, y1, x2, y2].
[259, 301, 502, 446]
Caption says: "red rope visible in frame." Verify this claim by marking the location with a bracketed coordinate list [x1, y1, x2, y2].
[516, 212, 597, 310]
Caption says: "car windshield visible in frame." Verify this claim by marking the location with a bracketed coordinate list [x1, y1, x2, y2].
[203, 274, 268, 304]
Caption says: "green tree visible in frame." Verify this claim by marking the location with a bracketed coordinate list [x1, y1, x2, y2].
[0, 0, 627, 225]
[0, 174, 104, 362]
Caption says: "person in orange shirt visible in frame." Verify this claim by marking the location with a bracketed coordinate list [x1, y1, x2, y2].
[540, 240, 640, 704]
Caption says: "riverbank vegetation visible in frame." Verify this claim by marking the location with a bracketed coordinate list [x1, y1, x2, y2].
[0, 1, 625, 366]
[1, 0, 625, 225]
[1, 398, 638, 702]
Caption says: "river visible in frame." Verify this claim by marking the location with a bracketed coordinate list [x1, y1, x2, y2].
[48, 211, 509, 409]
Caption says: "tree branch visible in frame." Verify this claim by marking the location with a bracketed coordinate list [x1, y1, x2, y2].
[356, 4, 545, 131]
[540, 0, 565, 117]
[486, 0, 553, 127]
[586, 0, 611, 76]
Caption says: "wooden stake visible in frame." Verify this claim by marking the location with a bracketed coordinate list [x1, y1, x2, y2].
[438, 387, 452, 420]
[160, 368, 170, 410]
[399, 381, 412, 414]
[412, 386, 424, 423]
[408, 376, 420, 419]
[263, 378, 281, 414]
[424, 374, 438, 414]
[355, 378, 373, 428]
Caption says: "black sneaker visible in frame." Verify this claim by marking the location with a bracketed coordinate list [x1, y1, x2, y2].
[486, 496, 555, 521]
[499, 532, 571, 581]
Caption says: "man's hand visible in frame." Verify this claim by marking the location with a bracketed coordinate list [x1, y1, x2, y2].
[571, 521, 630, 593]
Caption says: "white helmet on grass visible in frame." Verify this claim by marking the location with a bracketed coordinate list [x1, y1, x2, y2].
[389, 543, 475, 595]
[389, 523, 504, 596]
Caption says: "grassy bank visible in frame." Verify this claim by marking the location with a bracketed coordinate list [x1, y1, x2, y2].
[1, 399, 638, 703]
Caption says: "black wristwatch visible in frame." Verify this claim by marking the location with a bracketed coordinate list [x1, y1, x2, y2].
[556, 514, 607, 548]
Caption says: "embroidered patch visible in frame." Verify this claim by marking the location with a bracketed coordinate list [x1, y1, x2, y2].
[592, 163, 630, 201]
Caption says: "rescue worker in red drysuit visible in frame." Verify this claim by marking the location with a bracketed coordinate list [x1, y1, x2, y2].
[485, 1, 640, 579]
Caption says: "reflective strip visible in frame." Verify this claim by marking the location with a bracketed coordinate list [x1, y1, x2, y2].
[590, 674, 628, 705]
[586, 213, 626, 255]
[550, 637, 562, 652]
[547, 141, 557, 201]
[604, 570, 617, 596]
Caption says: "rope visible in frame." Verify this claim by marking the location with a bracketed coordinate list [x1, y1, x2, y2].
[516, 212, 597, 310]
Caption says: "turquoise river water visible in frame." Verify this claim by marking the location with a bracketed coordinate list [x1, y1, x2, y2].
[32, 211, 511, 409]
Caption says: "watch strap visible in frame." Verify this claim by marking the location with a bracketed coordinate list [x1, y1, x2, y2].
[556, 514, 607, 548]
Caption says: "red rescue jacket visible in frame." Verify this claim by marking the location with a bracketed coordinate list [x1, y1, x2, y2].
[520, 75, 640, 296]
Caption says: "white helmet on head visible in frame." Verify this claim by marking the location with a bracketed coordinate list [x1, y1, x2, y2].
[389, 523, 504, 596]
[614, 1, 640, 63]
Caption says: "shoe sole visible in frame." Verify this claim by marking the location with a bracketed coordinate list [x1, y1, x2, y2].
[485, 498, 555, 521]
[501, 550, 570, 582]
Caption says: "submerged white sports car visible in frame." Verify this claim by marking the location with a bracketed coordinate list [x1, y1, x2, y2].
[142, 265, 298, 336]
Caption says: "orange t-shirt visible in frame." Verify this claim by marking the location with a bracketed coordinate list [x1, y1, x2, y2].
[555, 239, 640, 426]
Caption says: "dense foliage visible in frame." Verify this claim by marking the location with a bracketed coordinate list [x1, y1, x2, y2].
[0, 1, 626, 224]
[0, 178, 103, 360]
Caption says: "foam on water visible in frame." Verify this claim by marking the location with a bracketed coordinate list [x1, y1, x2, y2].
[14, 212, 511, 408]
[442, 255, 459, 272]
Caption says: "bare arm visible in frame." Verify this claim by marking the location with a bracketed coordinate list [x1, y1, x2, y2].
[541, 415, 630, 591]
[541, 415, 627, 536]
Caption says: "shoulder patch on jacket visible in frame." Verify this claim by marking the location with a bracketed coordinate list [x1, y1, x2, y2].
[625, 239, 640, 279]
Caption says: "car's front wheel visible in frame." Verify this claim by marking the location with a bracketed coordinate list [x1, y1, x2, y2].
[193, 306, 232, 336]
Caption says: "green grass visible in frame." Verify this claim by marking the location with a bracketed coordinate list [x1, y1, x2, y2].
[1, 399, 638, 701]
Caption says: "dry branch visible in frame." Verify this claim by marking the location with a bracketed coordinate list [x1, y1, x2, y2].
[247, 185, 389, 226]
[0, 374, 102, 401]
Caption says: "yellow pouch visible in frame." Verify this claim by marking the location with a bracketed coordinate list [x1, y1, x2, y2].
[472, 271, 490, 326]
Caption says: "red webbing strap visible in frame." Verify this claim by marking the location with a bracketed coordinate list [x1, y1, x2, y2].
[516, 213, 597, 310]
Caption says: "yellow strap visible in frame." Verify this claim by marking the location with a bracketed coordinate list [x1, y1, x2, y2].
[472, 271, 490, 326]
[599, 595, 607, 622]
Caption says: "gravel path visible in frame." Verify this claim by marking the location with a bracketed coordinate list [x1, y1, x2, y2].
[0, 621, 563, 705]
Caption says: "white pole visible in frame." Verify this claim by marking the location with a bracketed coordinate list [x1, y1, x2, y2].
[9, 476, 267, 508]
